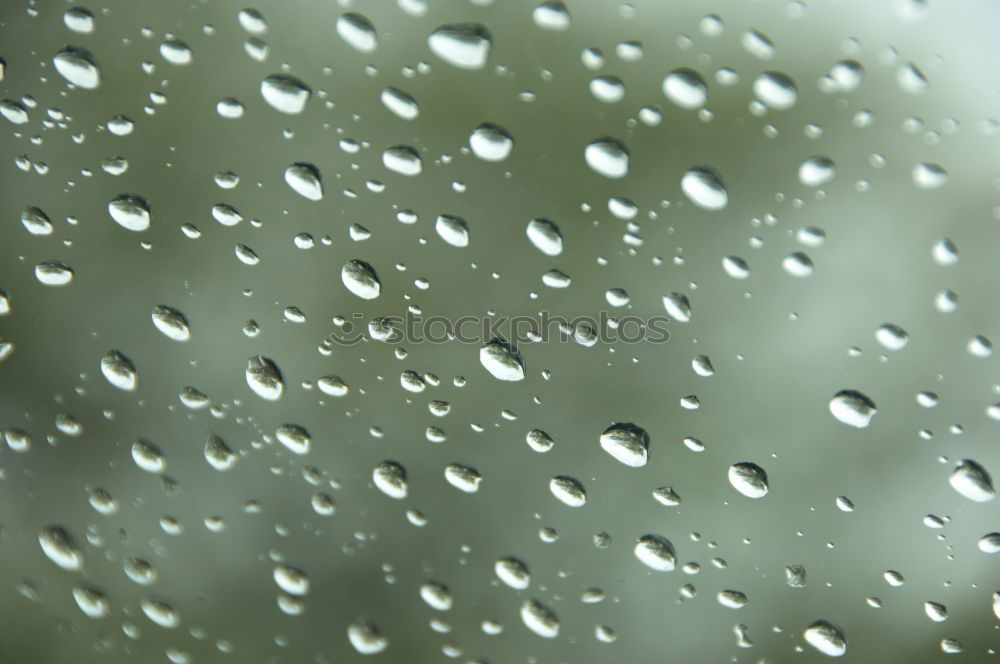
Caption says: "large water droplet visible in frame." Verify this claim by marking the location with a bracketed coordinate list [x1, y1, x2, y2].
[284, 163, 323, 200]
[681, 166, 729, 210]
[428, 24, 492, 70]
[662, 68, 707, 109]
[108, 194, 152, 231]
[260, 74, 311, 114]
[829, 390, 877, 428]
[101, 350, 137, 391]
[520, 599, 559, 638]
[53, 46, 101, 89]
[39, 526, 84, 571]
[469, 123, 514, 161]
[752, 72, 798, 110]
[728, 462, 769, 498]
[804, 620, 847, 657]
[526, 218, 563, 256]
[949, 460, 995, 502]
[152, 305, 191, 341]
[479, 339, 525, 381]
[245, 355, 284, 400]
[584, 138, 629, 178]
[600, 422, 650, 467]
[634, 534, 676, 571]
[336, 13, 378, 53]
[341, 259, 382, 299]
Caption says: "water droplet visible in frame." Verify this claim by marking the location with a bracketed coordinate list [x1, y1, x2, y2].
[141, 597, 180, 628]
[382, 146, 422, 176]
[108, 194, 152, 231]
[663, 69, 707, 109]
[584, 138, 629, 178]
[342, 259, 381, 299]
[73, 585, 110, 618]
[799, 156, 836, 187]
[260, 74, 311, 114]
[21, 206, 52, 235]
[520, 599, 559, 638]
[274, 564, 310, 596]
[728, 462, 769, 498]
[337, 13, 378, 53]
[348, 619, 389, 654]
[39, 526, 83, 570]
[64, 7, 95, 33]
[532, 2, 571, 31]
[479, 339, 525, 381]
[160, 40, 193, 65]
[549, 475, 587, 506]
[782, 252, 814, 277]
[949, 459, 995, 502]
[742, 30, 775, 60]
[444, 463, 482, 493]
[804, 620, 847, 657]
[718, 589, 748, 608]
[237, 8, 268, 35]
[101, 350, 137, 391]
[600, 422, 649, 467]
[53, 46, 101, 89]
[245, 355, 284, 400]
[152, 305, 191, 341]
[275, 424, 311, 455]
[132, 439, 166, 473]
[428, 24, 492, 70]
[495, 558, 530, 589]
[634, 534, 676, 571]
[722, 255, 750, 279]
[469, 123, 514, 161]
[435, 214, 470, 247]
[35, 261, 74, 286]
[925, 601, 948, 622]
[912, 163, 948, 189]
[590, 76, 625, 103]
[381, 87, 419, 120]
[752, 72, 798, 110]
[897, 63, 928, 94]
[284, 162, 323, 201]
[829, 390, 877, 428]
[526, 218, 563, 256]
[372, 461, 408, 499]
[681, 166, 729, 210]
[875, 324, 908, 351]
[662, 292, 692, 322]
[204, 433, 237, 471]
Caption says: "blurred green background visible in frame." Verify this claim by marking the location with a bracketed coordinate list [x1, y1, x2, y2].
[2, 0, 1000, 661]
